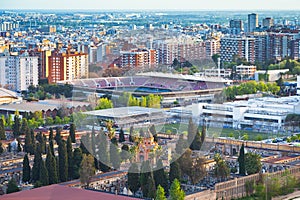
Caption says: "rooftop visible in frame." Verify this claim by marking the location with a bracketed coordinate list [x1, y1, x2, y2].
[0, 184, 140, 200]
[0, 88, 18, 99]
[0, 100, 90, 113]
[84, 106, 164, 119]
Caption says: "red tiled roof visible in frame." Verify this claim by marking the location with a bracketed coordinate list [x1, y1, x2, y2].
[0, 184, 140, 200]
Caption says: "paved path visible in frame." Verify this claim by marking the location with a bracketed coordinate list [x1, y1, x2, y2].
[273, 190, 300, 200]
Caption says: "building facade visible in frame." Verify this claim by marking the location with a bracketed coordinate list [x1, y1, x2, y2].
[120, 49, 158, 68]
[220, 37, 255, 64]
[0, 51, 38, 91]
[229, 20, 244, 34]
[48, 51, 88, 83]
[248, 13, 258, 33]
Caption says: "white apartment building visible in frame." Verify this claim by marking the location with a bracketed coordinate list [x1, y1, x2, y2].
[204, 68, 232, 78]
[235, 65, 256, 78]
[192, 96, 300, 133]
[0, 51, 38, 91]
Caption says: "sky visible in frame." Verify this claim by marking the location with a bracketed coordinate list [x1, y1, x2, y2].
[1, 0, 300, 10]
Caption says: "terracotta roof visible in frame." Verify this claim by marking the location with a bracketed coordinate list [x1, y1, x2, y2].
[0, 184, 140, 200]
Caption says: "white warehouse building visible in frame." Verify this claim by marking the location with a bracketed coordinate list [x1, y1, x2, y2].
[192, 96, 300, 133]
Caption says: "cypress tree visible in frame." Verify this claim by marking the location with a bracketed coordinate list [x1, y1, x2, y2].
[73, 148, 83, 179]
[118, 128, 125, 143]
[129, 126, 134, 142]
[22, 154, 31, 183]
[150, 124, 158, 142]
[32, 144, 42, 182]
[140, 160, 152, 197]
[155, 185, 167, 200]
[24, 128, 34, 154]
[169, 160, 181, 183]
[110, 142, 121, 170]
[201, 123, 206, 144]
[58, 140, 68, 182]
[67, 136, 73, 180]
[238, 143, 246, 175]
[69, 123, 76, 143]
[20, 118, 29, 135]
[190, 129, 202, 150]
[12, 114, 21, 138]
[146, 175, 156, 198]
[187, 118, 197, 144]
[0, 117, 6, 140]
[49, 128, 54, 156]
[97, 131, 110, 172]
[46, 146, 58, 184]
[55, 127, 62, 144]
[154, 159, 168, 194]
[128, 163, 140, 195]
[39, 160, 49, 186]
[169, 179, 185, 200]
[6, 178, 20, 194]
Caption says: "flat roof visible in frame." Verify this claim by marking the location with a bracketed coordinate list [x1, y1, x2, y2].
[0, 184, 140, 200]
[84, 106, 164, 119]
[0, 100, 90, 113]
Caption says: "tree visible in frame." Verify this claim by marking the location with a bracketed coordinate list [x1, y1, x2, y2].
[24, 127, 34, 155]
[245, 152, 262, 175]
[175, 134, 188, 155]
[67, 136, 73, 180]
[0, 117, 5, 140]
[32, 144, 42, 182]
[69, 123, 76, 143]
[79, 154, 96, 188]
[22, 154, 31, 183]
[190, 128, 202, 150]
[54, 127, 62, 144]
[169, 159, 181, 183]
[128, 163, 140, 195]
[154, 159, 168, 194]
[146, 175, 156, 198]
[110, 142, 121, 170]
[129, 126, 134, 142]
[150, 124, 158, 142]
[118, 128, 125, 143]
[46, 146, 58, 185]
[49, 128, 54, 156]
[12, 113, 21, 137]
[121, 144, 130, 161]
[187, 118, 197, 144]
[21, 118, 29, 135]
[178, 149, 206, 185]
[155, 185, 167, 200]
[214, 153, 230, 181]
[96, 131, 110, 172]
[169, 179, 185, 200]
[6, 178, 20, 194]
[0, 142, 3, 154]
[140, 160, 152, 197]
[73, 148, 83, 179]
[238, 143, 245, 175]
[95, 98, 113, 110]
[58, 140, 68, 182]
[39, 160, 49, 186]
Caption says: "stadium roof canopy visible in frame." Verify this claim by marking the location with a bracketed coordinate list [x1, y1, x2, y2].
[137, 72, 231, 83]
[84, 106, 164, 119]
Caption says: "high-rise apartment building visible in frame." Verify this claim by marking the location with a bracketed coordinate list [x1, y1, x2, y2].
[48, 51, 88, 83]
[0, 51, 38, 91]
[248, 13, 258, 33]
[220, 36, 255, 64]
[121, 49, 157, 68]
[229, 19, 244, 34]
[291, 39, 300, 60]
[153, 38, 206, 65]
[205, 38, 221, 58]
[263, 17, 274, 28]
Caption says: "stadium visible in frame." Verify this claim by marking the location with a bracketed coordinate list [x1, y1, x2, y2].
[59, 72, 230, 98]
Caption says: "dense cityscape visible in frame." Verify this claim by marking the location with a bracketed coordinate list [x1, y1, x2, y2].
[1, 3, 300, 200]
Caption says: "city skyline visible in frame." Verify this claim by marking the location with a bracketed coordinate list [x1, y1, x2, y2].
[2, 0, 300, 10]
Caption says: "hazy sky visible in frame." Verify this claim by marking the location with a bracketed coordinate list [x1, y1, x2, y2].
[1, 0, 300, 10]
